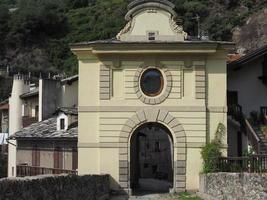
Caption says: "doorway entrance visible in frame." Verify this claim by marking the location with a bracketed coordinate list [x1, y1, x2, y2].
[130, 122, 173, 194]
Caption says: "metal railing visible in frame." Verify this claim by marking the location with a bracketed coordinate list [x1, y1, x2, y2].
[228, 104, 246, 132]
[218, 155, 267, 173]
[260, 106, 267, 124]
[17, 165, 77, 177]
[261, 106, 267, 116]
[245, 119, 261, 154]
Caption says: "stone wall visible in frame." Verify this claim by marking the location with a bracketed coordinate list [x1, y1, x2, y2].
[199, 173, 267, 200]
[0, 174, 109, 200]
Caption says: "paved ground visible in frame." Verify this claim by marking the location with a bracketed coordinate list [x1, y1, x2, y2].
[110, 179, 202, 200]
[111, 193, 177, 200]
[111, 179, 178, 200]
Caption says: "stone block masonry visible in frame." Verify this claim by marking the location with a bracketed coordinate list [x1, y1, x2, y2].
[199, 173, 267, 200]
[0, 174, 110, 200]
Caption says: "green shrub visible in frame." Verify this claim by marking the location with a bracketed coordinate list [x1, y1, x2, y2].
[201, 123, 225, 173]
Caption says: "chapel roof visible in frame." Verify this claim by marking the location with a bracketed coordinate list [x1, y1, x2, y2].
[128, 0, 175, 10]
[125, 0, 177, 21]
[71, 39, 234, 45]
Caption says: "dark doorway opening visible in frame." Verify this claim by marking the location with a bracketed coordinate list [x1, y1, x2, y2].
[130, 122, 173, 194]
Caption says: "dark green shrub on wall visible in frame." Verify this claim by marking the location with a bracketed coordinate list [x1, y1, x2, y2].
[201, 123, 225, 173]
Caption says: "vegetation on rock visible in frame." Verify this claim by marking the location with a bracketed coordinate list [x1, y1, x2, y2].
[0, 0, 266, 100]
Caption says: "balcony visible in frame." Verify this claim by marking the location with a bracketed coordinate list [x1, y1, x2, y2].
[17, 165, 77, 177]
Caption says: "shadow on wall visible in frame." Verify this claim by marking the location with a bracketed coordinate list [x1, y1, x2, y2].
[0, 154, 7, 178]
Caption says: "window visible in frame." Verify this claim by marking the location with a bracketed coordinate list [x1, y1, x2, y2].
[140, 68, 164, 96]
[148, 32, 156, 41]
[60, 118, 65, 130]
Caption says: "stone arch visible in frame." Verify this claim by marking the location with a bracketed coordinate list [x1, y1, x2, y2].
[119, 108, 186, 193]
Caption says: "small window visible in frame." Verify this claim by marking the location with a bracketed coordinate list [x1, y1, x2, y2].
[60, 118, 65, 130]
[148, 32, 156, 41]
[140, 68, 164, 97]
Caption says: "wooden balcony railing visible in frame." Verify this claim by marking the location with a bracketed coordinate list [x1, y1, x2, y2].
[218, 155, 267, 173]
[17, 165, 77, 177]
[245, 119, 261, 154]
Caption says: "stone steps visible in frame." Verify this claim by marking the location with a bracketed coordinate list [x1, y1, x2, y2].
[251, 126, 267, 154]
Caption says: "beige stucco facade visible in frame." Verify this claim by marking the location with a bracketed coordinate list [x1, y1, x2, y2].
[72, 0, 233, 193]
[16, 140, 77, 170]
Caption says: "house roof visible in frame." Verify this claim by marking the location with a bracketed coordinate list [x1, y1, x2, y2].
[0, 99, 9, 110]
[61, 75, 78, 85]
[9, 117, 78, 140]
[55, 107, 78, 115]
[228, 44, 267, 67]
[20, 88, 39, 99]
[227, 54, 243, 63]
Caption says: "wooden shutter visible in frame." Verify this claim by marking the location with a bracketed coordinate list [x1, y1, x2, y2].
[32, 146, 40, 167]
[54, 147, 63, 169]
[72, 148, 78, 170]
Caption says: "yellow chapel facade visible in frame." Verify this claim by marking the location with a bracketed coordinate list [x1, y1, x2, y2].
[71, 0, 233, 194]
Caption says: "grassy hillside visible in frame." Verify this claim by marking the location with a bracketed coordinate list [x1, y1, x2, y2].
[0, 0, 266, 100]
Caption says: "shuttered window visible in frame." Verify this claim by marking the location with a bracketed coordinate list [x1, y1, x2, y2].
[54, 147, 63, 169]
[32, 146, 40, 167]
[72, 148, 78, 170]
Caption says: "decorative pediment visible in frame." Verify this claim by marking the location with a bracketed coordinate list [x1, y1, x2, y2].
[116, 0, 187, 42]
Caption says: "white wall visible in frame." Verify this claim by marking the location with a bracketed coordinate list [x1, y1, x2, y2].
[8, 76, 30, 177]
[228, 57, 267, 116]
[61, 81, 78, 108]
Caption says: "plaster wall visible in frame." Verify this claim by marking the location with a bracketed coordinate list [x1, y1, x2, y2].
[228, 58, 267, 116]
[22, 97, 38, 118]
[1, 110, 8, 133]
[77, 52, 228, 192]
[17, 140, 77, 170]
[39, 79, 61, 121]
[131, 11, 174, 36]
[120, 8, 185, 41]
[61, 81, 78, 108]
[8, 76, 30, 177]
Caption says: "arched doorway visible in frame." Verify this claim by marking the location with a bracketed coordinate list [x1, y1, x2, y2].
[130, 122, 173, 194]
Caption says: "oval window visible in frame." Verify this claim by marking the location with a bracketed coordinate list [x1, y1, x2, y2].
[140, 68, 164, 97]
